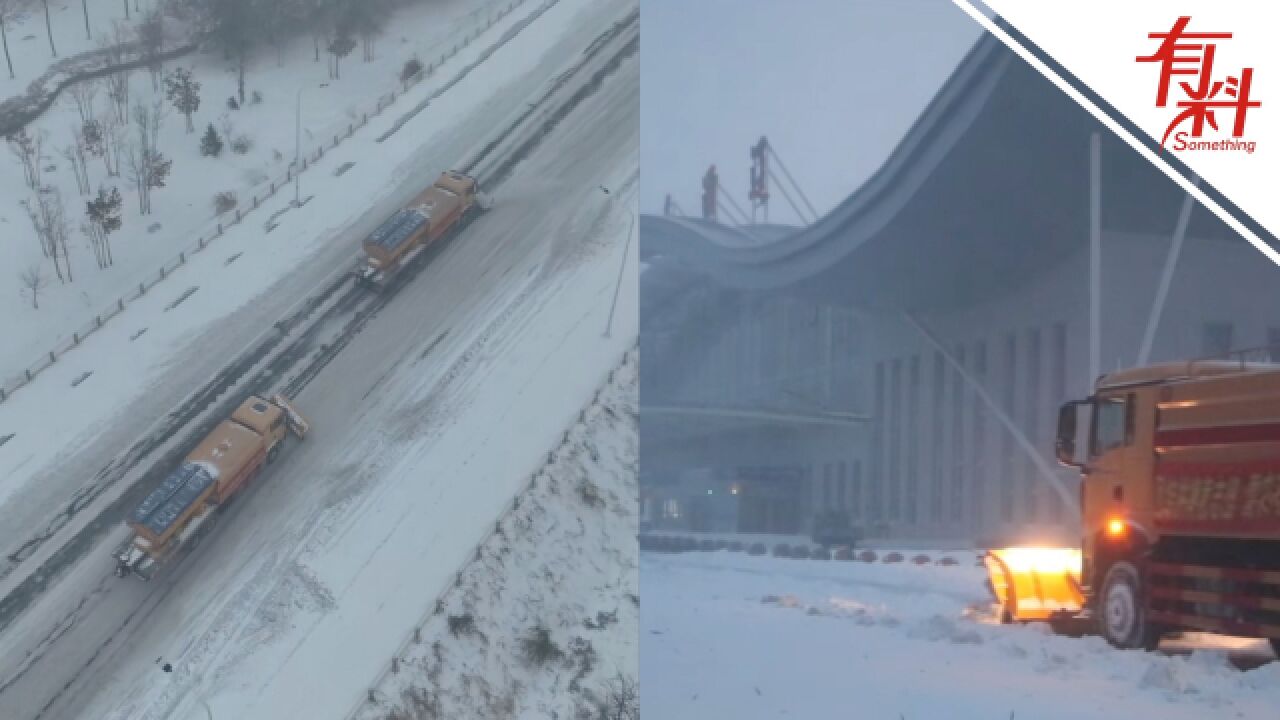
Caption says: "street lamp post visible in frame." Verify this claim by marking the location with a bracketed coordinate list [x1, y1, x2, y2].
[599, 185, 634, 338]
[294, 87, 304, 207]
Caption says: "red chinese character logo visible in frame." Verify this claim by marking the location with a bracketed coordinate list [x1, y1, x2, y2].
[1137, 17, 1260, 147]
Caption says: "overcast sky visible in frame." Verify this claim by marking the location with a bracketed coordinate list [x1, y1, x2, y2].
[640, 0, 984, 225]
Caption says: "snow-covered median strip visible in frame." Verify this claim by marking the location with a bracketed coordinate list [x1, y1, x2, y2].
[642, 552, 1280, 720]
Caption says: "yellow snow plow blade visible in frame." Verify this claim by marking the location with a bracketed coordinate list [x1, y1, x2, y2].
[983, 547, 1084, 622]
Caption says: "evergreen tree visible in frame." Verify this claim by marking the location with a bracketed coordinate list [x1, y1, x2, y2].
[200, 123, 223, 157]
[164, 68, 202, 133]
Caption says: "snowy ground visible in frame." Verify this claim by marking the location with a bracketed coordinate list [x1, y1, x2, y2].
[0, 0, 524, 378]
[0, 0, 163, 93]
[356, 355, 638, 720]
[0, 0, 637, 716]
[0, 0, 619, 603]
[642, 551, 1280, 720]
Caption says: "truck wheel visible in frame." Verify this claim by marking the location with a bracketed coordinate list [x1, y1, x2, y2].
[1270, 637, 1280, 659]
[1099, 561, 1162, 651]
[267, 443, 281, 464]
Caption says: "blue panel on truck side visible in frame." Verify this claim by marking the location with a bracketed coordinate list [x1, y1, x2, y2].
[368, 209, 428, 251]
[131, 462, 216, 536]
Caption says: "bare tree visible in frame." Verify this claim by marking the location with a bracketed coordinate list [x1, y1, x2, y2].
[597, 675, 639, 720]
[106, 115, 126, 177]
[80, 0, 89, 39]
[347, 0, 385, 62]
[327, 23, 354, 79]
[125, 104, 170, 215]
[124, 141, 147, 213]
[84, 114, 123, 177]
[23, 189, 72, 282]
[7, 129, 39, 188]
[61, 133, 91, 195]
[29, 128, 45, 188]
[39, 0, 54, 57]
[102, 24, 132, 124]
[69, 79, 98, 125]
[136, 99, 164, 156]
[202, 0, 254, 104]
[19, 265, 46, 309]
[0, 0, 26, 80]
[138, 7, 165, 90]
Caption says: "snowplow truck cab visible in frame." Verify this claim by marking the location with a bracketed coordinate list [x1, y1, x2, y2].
[356, 171, 479, 289]
[114, 395, 308, 580]
[998, 357, 1280, 654]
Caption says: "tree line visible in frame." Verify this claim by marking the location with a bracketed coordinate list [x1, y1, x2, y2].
[0, 0, 405, 85]
[8, 0, 416, 310]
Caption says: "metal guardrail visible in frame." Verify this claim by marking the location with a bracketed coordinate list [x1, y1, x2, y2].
[342, 345, 636, 720]
[0, 0, 531, 406]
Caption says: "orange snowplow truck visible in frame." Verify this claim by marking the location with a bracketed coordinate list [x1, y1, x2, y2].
[113, 394, 309, 580]
[1046, 358, 1280, 654]
[354, 171, 480, 290]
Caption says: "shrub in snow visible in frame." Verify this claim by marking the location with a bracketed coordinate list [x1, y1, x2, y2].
[811, 546, 831, 560]
[394, 685, 440, 719]
[791, 545, 811, 559]
[584, 609, 616, 630]
[447, 613, 475, 637]
[401, 56, 424, 84]
[520, 623, 562, 667]
[883, 551, 904, 563]
[594, 674, 639, 720]
[577, 478, 603, 508]
[227, 96, 239, 110]
[937, 556, 959, 566]
[213, 191, 237, 214]
[567, 637, 597, 691]
[679, 536, 697, 552]
[200, 124, 223, 157]
[858, 550, 878, 562]
[833, 547, 855, 561]
[912, 553, 932, 565]
[771, 543, 791, 558]
[251, 90, 263, 105]
[713, 539, 728, 550]
[728, 541, 744, 552]
[230, 134, 254, 155]
[747, 542, 766, 556]
[698, 538, 715, 552]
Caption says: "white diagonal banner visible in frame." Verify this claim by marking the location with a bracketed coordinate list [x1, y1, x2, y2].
[956, 0, 1280, 262]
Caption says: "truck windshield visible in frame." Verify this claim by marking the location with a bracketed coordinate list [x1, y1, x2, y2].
[1090, 396, 1130, 457]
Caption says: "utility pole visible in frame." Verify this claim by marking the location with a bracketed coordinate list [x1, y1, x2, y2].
[1089, 132, 1101, 388]
[294, 87, 304, 207]
[600, 186, 633, 338]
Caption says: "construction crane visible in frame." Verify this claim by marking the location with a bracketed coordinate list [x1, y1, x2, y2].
[750, 136, 818, 226]
[677, 136, 816, 228]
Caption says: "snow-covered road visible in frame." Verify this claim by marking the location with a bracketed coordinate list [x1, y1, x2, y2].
[0, 0, 637, 716]
[0, 0, 616, 618]
[642, 551, 1280, 720]
[0, 0, 615, 586]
